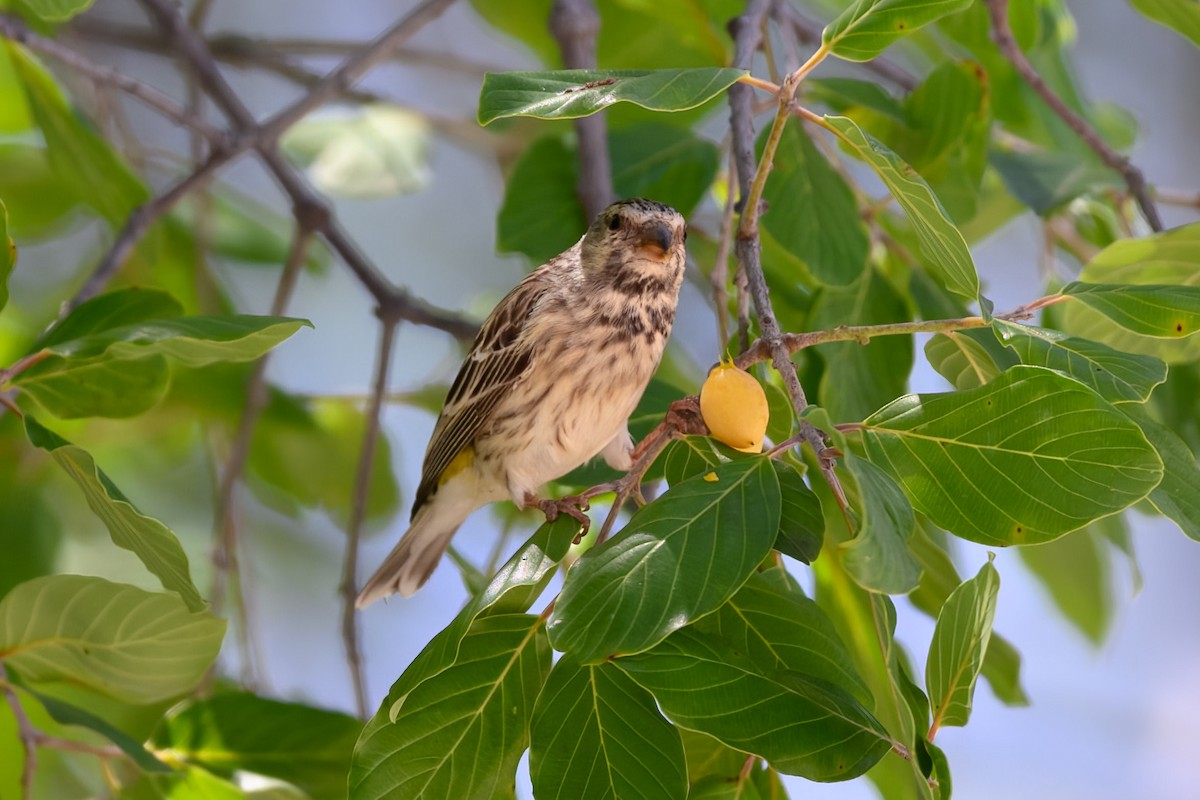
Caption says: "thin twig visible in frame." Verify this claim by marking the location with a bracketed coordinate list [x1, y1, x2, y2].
[550, 0, 614, 219]
[774, 3, 918, 91]
[0, 667, 36, 799]
[733, 293, 1068, 369]
[983, 0, 1162, 232]
[711, 146, 738, 348]
[1155, 187, 1200, 209]
[342, 317, 401, 719]
[210, 227, 314, 685]
[0, 12, 225, 144]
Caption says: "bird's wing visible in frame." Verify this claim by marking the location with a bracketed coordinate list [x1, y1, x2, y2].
[412, 268, 555, 515]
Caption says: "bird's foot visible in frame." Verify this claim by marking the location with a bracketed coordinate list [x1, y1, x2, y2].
[527, 493, 593, 543]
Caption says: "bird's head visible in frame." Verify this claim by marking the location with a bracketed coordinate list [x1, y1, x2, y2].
[580, 198, 687, 285]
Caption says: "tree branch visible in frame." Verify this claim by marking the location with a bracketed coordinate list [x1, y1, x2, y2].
[773, 3, 917, 92]
[551, 0, 614, 219]
[341, 317, 401, 719]
[0, 667, 36, 799]
[983, 0, 1163, 232]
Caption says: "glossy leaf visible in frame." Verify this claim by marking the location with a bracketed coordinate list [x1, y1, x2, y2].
[822, 0, 974, 61]
[694, 567, 871, 704]
[842, 454, 921, 594]
[0, 198, 12, 312]
[660, 435, 723, 486]
[6, 44, 148, 226]
[530, 656, 686, 800]
[1122, 405, 1200, 542]
[350, 614, 550, 800]
[773, 461, 824, 563]
[33, 288, 183, 349]
[760, 123, 868, 286]
[809, 268, 913, 422]
[926, 557, 1000, 731]
[478, 68, 745, 124]
[378, 518, 577, 720]
[860, 366, 1164, 545]
[0, 575, 224, 703]
[24, 416, 205, 611]
[151, 693, 360, 800]
[281, 104, 430, 199]
[1018, 529, 1112, 644]
[616, 628, 892, 782]
[924, 331, 1000, 390]
[1060, 224, 1200, 363]
[1128, 0, 1200, 46]
[823, 115, 979, 300]
[994, 319, 1167, 403]
[547, 457, 781, 663]
[1063, 282, 1200, 339]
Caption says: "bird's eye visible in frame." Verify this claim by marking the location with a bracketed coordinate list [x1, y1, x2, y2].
[608, 214, 622, 231]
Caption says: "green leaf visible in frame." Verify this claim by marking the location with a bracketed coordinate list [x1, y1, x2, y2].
[24, 688, 170, 773]
[0, 198, 12, 312]
[530, 655, 686, 800]
[773, 461, 824, 563]
[281, 104, 430, 199]
[45, 314, 313, 367]
[5, 44, 149, 226]
[547, 457, 781, 663]
[24, 416, 205, 611]
[760, 123, 868, 286]
[860, 365, 1164, 546]
[351, 614, 550, 800]
[810, 268, 913, 422]
[1122, 405, 1200, 542]
[694, 567, 872, 704]
[150, 693, 360, 800]
[924, 331, 1000, 390]
[478, 68, 745, 124]
[170, 192, 329, 272]
[12, 355, 171, 418]
[33, 288, 183, 350]
[616, 628, 892, 782]
[679, 728, 749, 784]
[660, 435, 724, 486]
[926, 556, 999, 731]
[989, 148, 1120, 215]
[15, 0, 95, 21]
[1063, 282, 1200, 339]
[1018, 528, 1112, 644]
[842, 454, 921, 594]
[1060, 224, 1200, 363]
[823, 115, 979, 300]
[0, 144, 81, 239]
[1128, 0, 1200, 46]
[822, 0, 975, 61]
[994, 319, 1167, 403]
[378, 518, 577, 720]
[0, 575, 224, 703]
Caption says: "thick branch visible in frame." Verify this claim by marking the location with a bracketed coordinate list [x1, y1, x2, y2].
[983, 0, 1162, 232]
[550, 0, 614, 219]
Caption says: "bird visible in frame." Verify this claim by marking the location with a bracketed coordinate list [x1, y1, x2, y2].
[356, 198, 688, 607]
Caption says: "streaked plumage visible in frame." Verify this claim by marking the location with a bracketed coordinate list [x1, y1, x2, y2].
[356, 198, 688, 606]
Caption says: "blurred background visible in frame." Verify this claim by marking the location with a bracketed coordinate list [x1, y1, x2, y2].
[5, 0, 1199, 798]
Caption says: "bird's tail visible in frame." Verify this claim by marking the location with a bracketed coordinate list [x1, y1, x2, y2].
[355, 497, 472, 608]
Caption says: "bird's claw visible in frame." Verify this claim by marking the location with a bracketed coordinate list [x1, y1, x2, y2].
[530, 495, 593, 543]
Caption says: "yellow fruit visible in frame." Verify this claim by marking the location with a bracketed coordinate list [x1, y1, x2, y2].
[700, 362, 769, 454]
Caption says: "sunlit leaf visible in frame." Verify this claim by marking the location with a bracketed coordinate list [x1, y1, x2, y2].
[822, 0, 975, 61]
[994, 319, 1167, 403]
[12, 355, 170, 418]
[924, 331, 1000, 390]
[617, 628, 892, 782]
[926, 557, 999, 731]
[151, 693, 360, 800]
[860, 366, 1164, 545]
[0, 198, 12, 312]
[478, 68, 744, 124]
[530, 656, 686, 800]
[33, 288, 183, 350]
[547, 457, 781, 663]
[0, 575, 224, 703]
[823, 115, 979, 300]
[24, 416, 205, 611]
[1063, 282, 1200, 339]
[842, 454, 921, 594]
[16, 0, 95, 21]
[351, 614, 550, 800]
[1128, 0, 1200, 46]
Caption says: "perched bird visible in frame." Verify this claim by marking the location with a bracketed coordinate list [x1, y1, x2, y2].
[356, 198, 688, 607]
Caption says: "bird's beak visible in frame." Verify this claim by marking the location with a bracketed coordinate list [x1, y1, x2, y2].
[638, 221, 674, 254]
